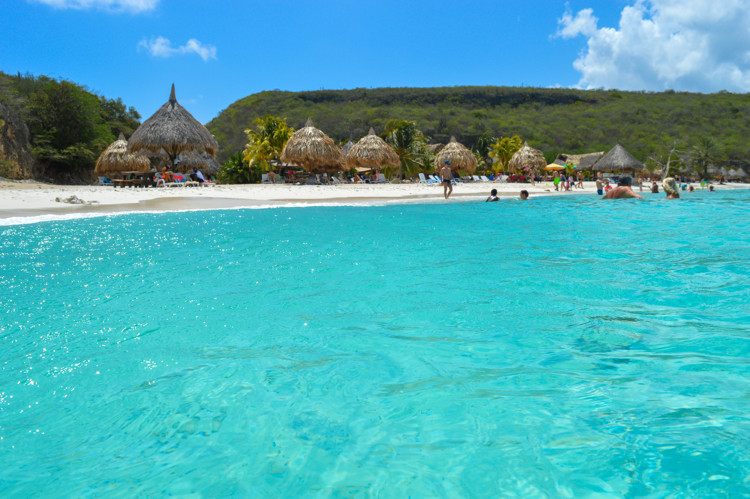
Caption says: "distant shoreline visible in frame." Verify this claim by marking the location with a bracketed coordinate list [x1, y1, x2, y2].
[1, 180, 747, 224]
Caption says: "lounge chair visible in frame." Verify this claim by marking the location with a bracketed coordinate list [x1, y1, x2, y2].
[480, 175, 490, 182]
[376, 173, 388, 183]
[261, 173, 270, 183]
[472, 175, 482, 182]
[418, 173, 431, 183]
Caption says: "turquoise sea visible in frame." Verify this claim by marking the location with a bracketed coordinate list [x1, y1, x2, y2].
[1, 190, 749, 497]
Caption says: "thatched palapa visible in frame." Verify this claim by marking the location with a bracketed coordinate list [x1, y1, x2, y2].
[280, 118, 344, 172]
[508, 142, 546, 174]
[554, 152, 604, 170]
[434, 136, 477, 174]
[345, 128, 399, 170]
[128, 84, 218, 167]
[175, 149, 221, 176]
[95, 132, 150, 175]
[592, 143, 644, 173]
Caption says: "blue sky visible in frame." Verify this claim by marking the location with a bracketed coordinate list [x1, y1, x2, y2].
[3, 1, 750, 124]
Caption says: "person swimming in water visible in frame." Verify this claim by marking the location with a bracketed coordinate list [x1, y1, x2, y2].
[486, 188, 499, 202]
[601, 176, 644, 200]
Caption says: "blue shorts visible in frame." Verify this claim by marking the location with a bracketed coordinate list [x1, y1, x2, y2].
[597, 189, 603, 195]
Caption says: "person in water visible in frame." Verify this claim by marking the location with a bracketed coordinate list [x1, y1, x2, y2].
[486, 188, 499, 202]
[520, 190, 529, 200]
[440, 160, 453, 199]
[663, 177, 680, 199]
[601, 175, 644, 200]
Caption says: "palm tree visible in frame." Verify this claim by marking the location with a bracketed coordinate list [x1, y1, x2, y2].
[471, 132, 494, 173]
[383, 119, 429, 179]
[490, 135, 522, 173]
[243, 115, 295, 175]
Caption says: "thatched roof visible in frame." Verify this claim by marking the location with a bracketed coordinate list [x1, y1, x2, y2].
[341, 140, 355, 155]
[280, 118, 344, 172]
[128, 84, 218, 162]
[175, 149, 221, 175]
[95, 132, 151, 175]
[345, 128, 400, 169]
[728, 167, 749, 179]
[554, 152, 605, 170]
[592, 143, 644, 172]
[508, 142, 546, 173]
[433, 136, 477, 173]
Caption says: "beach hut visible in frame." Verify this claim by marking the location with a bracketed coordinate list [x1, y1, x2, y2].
[280, 118, 344, 172]
[345, 128, 400, 176]
[433, 136, 477, 174]
[508, 142, 546, 176]
[728, 167, 749, 180]
[94, 132, 151, 176]
[341, 140, 355, 156]
[175, 149, 221, 176]
[128, 84, 218, 169]
[553, 152, 604, 171]
[592, 143, 644, 174]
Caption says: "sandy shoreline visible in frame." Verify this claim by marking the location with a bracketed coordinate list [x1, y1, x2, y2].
[1, 179, 747, 222]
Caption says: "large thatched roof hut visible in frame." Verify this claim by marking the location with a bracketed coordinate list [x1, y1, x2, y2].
[554, 152, 605, 170]
[280, 118, 344, 172]
[728, 167, 749, 180]
[592, 143, 644, 173]
[508, 142, 546, 174]
[128, 84, 218, 167]
[95, 133, 150, 175]
[433, 136, 477, 174]
[175, 149, 221, 176]
[345, 128, 399, 170]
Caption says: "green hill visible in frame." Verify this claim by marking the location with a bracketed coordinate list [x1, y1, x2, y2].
[207, 86, 750, 168]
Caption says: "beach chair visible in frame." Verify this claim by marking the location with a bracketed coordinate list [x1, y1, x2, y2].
[261, 173, 270, 183]
[418, 173, 430, 183]
[472, 175, 482, 182]
[480, 175, 490, 182]
[98, 176, 113, 186]
[376, 173, 388, 183]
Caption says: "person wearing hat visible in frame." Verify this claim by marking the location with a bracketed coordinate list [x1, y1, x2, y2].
[440, 160, 453, 199]
[662, 177, 680, 199]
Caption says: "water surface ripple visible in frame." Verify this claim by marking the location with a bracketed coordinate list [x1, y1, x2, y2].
[1, 190, 749, 496]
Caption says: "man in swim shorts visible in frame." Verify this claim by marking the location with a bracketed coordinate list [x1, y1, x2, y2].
[440, 160, 453, 199]
[601, 175, 644, 200]
[595, 173, 604, 195]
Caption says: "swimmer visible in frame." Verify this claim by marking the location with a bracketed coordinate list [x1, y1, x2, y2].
[663, 177, 680, 199]
[486, 188, 499, 202]
[601, 175, 645, 200]
[520, 190, 529, 200]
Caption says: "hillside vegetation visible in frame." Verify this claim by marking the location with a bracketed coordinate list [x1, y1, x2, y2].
[0, 71, 140, 183]
[207, 86, 750, 168]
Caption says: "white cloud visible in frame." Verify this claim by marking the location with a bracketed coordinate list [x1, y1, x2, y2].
[557, 0, 750, 92]
[138, 36, 217, 62]
[31, 0, 158, 13]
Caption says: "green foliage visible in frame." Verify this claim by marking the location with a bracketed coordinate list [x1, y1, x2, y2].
[206, 86, 750, 171]
[242, 115, 295, 173]
[0, 71, 141, 181]
[490, 135, 522, 173]
[691, 137, 723, 178]
[218, 150, 260, 184]
[383, 119, 432, 177]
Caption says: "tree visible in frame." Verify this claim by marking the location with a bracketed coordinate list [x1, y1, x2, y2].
[471, 132, 494, 173]
[242, 115, 294, 175]
[691, 137, 722, 179]
[489, 135, 522, 173]
[647, 138, 684, 180]
[383, 119, 430, 178]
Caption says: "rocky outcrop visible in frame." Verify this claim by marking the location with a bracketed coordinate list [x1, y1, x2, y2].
[0, 102, 34, 179]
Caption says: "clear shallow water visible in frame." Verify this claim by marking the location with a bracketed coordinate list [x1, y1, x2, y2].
[1, 190, 749, 497]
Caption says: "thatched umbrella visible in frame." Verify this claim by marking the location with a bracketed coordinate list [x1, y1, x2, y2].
[728, 167, 749, 180]
[175, 149, 221, 176]
[341, 140, 355, 155]
[345, 128, 399, 174]
[280, 118, 344, 172]
[433, 136, 477, 174]
[592, 143, 644, 173]
[95, 132, 150, 175]
[508, 142, 546, 175]
[128, 84, 218, 168]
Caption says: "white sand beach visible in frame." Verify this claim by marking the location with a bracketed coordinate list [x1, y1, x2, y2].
[1, 179, 747, 221]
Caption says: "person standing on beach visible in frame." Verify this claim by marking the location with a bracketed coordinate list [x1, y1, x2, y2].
[595, 175, 604, 195]
[576, 172, 583, 189]
[601, 176, 644, 200]
[440, 160, 453, 199]
[553, 174, 560, 191]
